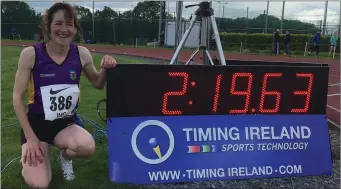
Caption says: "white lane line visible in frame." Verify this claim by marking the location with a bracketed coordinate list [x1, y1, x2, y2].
[328, 83, 340, 87]
[327, 105, 340, 113]
[328, 93, 340, 97]
[327, 119, 340, 130]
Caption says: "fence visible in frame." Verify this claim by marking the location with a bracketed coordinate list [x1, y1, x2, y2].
[1, 18, 162, 44]
[2, 17, 339, 58]
[78, 18, 162, 45]
[2, 18, 338, 41]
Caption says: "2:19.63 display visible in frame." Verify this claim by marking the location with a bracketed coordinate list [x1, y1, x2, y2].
[106, 64, 329, 117]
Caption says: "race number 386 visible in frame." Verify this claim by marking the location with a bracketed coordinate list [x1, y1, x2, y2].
[50, 95, 73, 111]
[40, 84, 80, 121]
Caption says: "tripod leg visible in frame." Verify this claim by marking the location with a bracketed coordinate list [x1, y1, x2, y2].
[170, 15, 197, 64]
[210, 15, 226, 65]
[201, 17, 210, 65]
[204, 49, 214, 65]
[186, 47, 200, 65]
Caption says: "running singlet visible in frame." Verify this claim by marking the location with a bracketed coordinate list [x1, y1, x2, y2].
[28, 42, 82, 121]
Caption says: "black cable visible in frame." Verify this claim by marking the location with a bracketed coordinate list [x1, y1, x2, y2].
[96, 98, 107, 122]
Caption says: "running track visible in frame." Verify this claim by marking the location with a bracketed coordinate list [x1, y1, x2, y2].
[3, 41, 340, 129]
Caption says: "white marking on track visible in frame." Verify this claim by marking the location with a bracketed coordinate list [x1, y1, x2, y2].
[328, 93, 340, 97]
[329, 83, 340, 87]
[327, 105, 340, 113]
[327, 119, 340, 129]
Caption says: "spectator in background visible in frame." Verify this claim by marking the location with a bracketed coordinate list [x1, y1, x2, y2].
[284, 30, 291, 56]
[11, 28, 17, 40]
[329, 31, 339, 57]
[274, 29, 280, 55]
[160, 31, 165, 47]
[308, 30, 321, 58]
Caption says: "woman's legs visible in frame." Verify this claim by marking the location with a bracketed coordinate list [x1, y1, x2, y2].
[53, 124, 95, 180]
[285, 44, 289, 55]
[57, 113, 85, 180]
[21, 142, 51, 189]
[315, 44, 320, 57]
[329, 45, 333, 56]
[54, 124, 95, 157]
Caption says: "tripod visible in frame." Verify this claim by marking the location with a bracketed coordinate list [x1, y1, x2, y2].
[169, 2, 226, 65]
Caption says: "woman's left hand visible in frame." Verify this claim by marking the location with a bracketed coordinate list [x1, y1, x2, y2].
[100, 55, 117, 69]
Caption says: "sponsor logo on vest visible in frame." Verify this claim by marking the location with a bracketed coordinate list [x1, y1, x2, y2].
[69, 69, 76, 80]
[50, 87, 70, 95]
[40, 73, 56, 77]
[57, 109, 76, 119]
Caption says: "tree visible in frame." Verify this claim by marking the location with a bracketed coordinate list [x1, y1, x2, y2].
[132, 1, 161, 20]
[95, 6, 118, 20]
[216, 14, 318, 34]
[74, 5, 92, 20]
[120, 10, 133, 19]
[1, 1, 41, 23]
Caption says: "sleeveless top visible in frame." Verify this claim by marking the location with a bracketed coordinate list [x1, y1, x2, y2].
[27, 42, 82, 121]
[330, 35, 338, 45]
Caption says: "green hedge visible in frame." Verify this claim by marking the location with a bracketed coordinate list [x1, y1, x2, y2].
[219, 33, 338, 52]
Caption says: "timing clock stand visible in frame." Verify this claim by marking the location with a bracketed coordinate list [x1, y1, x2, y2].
[169, 1, 227, 66]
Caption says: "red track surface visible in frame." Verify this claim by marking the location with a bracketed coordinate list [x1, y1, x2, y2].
[3, 41, 340, 126]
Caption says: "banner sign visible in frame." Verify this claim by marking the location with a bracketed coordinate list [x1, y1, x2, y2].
[106, 63, 332, 184]
[107, 115, 332, 184]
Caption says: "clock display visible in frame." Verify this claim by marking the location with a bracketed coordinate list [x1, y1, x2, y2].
[106, 61, 329, 118]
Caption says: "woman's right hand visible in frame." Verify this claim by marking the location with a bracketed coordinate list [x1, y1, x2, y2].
[23, 136, 45, 167]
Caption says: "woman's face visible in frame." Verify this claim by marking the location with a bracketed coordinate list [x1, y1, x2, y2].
[49, 10, 77, 46]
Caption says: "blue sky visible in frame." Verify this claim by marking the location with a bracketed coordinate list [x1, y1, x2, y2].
[26, 1, 340, 25]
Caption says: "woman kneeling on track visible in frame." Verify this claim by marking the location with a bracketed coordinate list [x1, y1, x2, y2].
[12, 2, 116, 188]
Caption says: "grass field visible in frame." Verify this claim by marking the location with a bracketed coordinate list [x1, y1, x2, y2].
[1, 45, 340, 189]
[1, 46, 143, 189]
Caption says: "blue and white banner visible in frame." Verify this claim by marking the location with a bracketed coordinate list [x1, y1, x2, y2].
[107, 115, 332, 184]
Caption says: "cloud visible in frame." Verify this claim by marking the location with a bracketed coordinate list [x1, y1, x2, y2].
[71, 2, 138, 12]
[27, 2, 54, 13]
[294, 9, 340, 24]
[27, 1, 138, 13]
[26, 0, 340, 25]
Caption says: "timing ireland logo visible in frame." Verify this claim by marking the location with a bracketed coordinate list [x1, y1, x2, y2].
[131, 120, 175, 165]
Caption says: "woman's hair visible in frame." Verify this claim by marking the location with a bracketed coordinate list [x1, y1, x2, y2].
[40, 2, 83, 41]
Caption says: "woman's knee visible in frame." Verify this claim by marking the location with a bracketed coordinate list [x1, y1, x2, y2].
[22, 167, 51, 189]
[78, 136, 96, 156]
[69, 135, 95, 156]
[23, 178, 50, 189]
[55, 125, 96, 157]
[21, 142, 51, 188]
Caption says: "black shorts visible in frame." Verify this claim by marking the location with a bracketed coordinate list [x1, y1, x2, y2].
[20, 111, 76, 145]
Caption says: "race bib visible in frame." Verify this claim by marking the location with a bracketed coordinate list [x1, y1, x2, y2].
[40, 84, 80, 121]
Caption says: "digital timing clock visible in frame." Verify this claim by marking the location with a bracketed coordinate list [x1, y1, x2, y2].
[106, 61, 329, 118]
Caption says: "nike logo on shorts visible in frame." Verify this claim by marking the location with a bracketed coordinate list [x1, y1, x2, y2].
[50, 87, 70, 95]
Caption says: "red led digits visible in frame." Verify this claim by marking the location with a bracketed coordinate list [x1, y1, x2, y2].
[162, 72, 189, 115]
[291, 73, 313, 113]
[212, 74, 222, 112]
[229, 73, 253, 113]
[259, 73, 282, 113]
